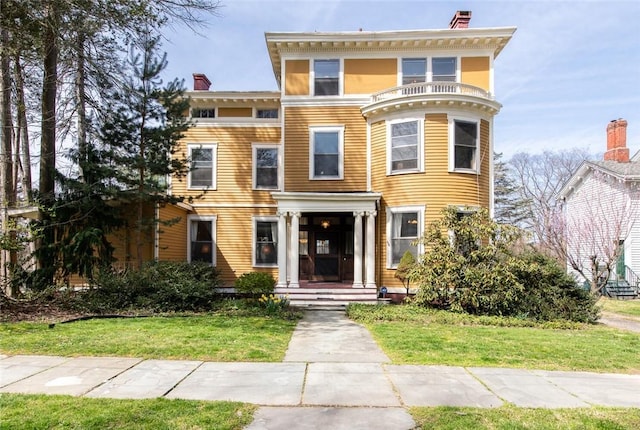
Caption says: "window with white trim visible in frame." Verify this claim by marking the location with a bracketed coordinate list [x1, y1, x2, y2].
[388, 119, 423, 174]
[192, 108, 215, 118]
[314, 59, 340, 96]
[253, 144, 279, 190]
[387, 206, 424, 267]
[449, 118, 479, 172]
[254, 217, 278, 266]
[188, 215, 216, 265]
[256, 109, 278, 119]
[310, 126, 344, 180]
[188, 144, 217, 189]
[402, 58, 426, 85]
[432, 57, 457, 81]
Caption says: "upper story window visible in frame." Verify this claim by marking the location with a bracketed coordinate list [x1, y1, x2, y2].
[432, 57, 457, 82]
[256, 108, 278, 119]
[188, 144, 217, 189]
[449, 119, 478, 173]
[192, 108, 216, 118]
[388, 119, 423, 174]
[314, 59, 339, 96]
[402, 58, 426, 85]
[253, 144, 279, 190]
[188, 215, 217, 265]
[386, 206, 424, 268]
[309, 126, 344, 180]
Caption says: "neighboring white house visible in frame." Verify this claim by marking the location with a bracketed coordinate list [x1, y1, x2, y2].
[558, 119, 640, 298]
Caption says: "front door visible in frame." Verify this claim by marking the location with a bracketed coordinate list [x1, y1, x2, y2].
[312, 231, 340, 281]
[616, 240, 625, 280]
[298, 214, 355, 282]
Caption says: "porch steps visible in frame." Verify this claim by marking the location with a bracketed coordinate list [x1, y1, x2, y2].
[604, 281, 639, 300]
[275, 287, 378, 307]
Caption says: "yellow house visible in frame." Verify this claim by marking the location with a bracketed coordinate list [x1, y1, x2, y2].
[153, 11, 516, 304]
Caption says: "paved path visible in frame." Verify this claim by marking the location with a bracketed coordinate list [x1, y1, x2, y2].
[2, 310, 640, 429]
[600, 311, 640, 333]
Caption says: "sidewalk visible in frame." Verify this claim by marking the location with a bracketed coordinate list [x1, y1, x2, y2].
[2, 310, 640, 430]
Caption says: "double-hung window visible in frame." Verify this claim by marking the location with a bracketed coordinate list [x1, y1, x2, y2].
[432, 57, 457, 81]
[402, 58, 426, 85]
[310, 126, 343, 180]
[188, 215, 216, 265]
[387, 206, 423, 267]
[314, 59, 339, 96]
[253, 144, 279, 190]
[450, 119, 478, 172]
[188, 144, 217, 189]
[254, 217, 278, 266]
[388, 119, 422, 174]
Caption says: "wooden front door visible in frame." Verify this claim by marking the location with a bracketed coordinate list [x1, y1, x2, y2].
[312, 231, 340, 281]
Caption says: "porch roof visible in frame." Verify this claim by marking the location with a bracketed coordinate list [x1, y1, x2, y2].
[271, 192, 381, 213]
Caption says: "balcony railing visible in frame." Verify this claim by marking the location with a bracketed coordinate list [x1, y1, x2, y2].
[371, 81, 493, 103]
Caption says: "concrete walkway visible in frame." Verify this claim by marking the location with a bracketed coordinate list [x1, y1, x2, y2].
[2, 310, 640, 430]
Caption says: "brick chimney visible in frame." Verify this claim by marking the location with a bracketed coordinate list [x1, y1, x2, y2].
[449, 11, 472, 29]
[193, 73, 211, 91]
[604, 119, 630, 163]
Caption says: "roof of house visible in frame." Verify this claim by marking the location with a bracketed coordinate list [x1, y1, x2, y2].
[558, 159, 640, 200]
[264, 26, 517, 87]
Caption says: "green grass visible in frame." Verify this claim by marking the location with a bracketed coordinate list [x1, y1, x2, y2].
[0, 314, 297, 361]
[411, 406, 640, 430]
[600, 298, 640, 318]
[347, 305, 640, 372]
[0, 394, 255, 430]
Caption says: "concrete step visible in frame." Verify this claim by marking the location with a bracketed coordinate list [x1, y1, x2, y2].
[275, 287, 379, 307]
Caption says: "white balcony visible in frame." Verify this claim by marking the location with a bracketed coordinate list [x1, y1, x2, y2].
[362, 81, 501, 118]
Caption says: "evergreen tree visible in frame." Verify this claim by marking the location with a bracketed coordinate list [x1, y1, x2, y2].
[97, 31, 191, 268]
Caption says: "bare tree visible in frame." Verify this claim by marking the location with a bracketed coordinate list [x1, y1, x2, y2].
[509, 149, 589, 259]
[553, 169, 639, 295]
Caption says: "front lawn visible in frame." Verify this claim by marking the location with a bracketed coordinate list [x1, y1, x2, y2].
[347, 304, 640, 373]
[0, 394, 254, 430]
[0, 314, 297, 362]
[412, 406, 640, 430]
[600, 298, 640, 318]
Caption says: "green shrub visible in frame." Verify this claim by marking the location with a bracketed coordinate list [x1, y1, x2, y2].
[81, 261, 221, 312]
[412, 208, 599, 323]
[234, 272, 276, 296]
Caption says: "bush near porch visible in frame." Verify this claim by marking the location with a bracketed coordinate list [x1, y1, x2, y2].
[410, 208, 599, 323]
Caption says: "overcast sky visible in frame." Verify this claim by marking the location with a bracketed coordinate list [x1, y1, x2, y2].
[161, 0, 640, 160]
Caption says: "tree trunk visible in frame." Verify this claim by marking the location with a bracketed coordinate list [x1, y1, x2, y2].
[39, 1, 58, 202]
[14, 53, 31, 201]
[1, 20, 16, 296]
[75, 31, 87, 182]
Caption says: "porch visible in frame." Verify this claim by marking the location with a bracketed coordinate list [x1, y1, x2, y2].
[271, 192, 382, 306]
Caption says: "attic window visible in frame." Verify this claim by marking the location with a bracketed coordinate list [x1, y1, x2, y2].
[192, 108, 216, 118]
[257, 109, 278, 119]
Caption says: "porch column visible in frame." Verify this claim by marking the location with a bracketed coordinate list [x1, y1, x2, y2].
[289, 211, 300, 288]
[353, 211, 364, 288]
[365, 210, 377, 289]
[276, 211, 288, 288]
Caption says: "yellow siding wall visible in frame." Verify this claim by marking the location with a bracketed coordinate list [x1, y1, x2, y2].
[173, 126, 281, 204]
[284, 106, 367, 192]
[371, 114, 491, 287]
[344, 59, 397, 94]
[461, 57, 490, 91]
[192, 207, 278, 285]
[218, 107, 253, 118]
[285, 60, 310, 96]
[157, 205, 188, 261]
